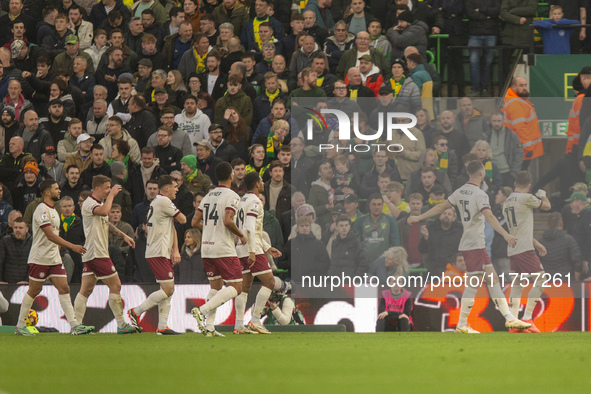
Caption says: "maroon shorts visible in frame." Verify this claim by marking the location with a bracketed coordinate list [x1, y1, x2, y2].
[203, 257, 242, 282]
[29, 263, 67, 282]
[239, 254, 272, 276]
[509, 250, 544, 274]
[147, 257, 175, 283]
[461, 249, 492, 273]
[82, 258, 118, 280]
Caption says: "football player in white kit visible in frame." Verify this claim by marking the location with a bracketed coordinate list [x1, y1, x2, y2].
[408, 161, 532, 333]
[503, 171, 551, 333]
[234, 172, 282, 334]
[128, 175, 187, 335]
[14, 180, 94, 336]
[191, 162, 247, 337]
[73, 175, 138, 334]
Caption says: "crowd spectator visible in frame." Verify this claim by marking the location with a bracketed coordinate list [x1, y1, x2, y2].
[539, 212, 584, 279]
[417, 204, 462, 275]
[0, 216, 31, 284]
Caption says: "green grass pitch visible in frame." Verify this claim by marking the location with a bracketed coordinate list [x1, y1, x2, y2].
[1, 332, 590, 394]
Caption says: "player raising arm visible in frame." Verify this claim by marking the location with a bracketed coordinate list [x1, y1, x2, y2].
[234, 172, 282, 334]
[408, 160, 531, 333]
[15, 180, 94, 336]
[504, 171, 551, 333]
[73, 175, 138, 334]
[191, 162, 247, 337]
[128, 175, 187, 335]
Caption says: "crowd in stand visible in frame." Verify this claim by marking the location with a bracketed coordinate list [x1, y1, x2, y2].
[0, 0, 590, 288]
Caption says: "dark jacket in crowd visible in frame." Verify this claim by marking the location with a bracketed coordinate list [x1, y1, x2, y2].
[417, 218, 463, 276]
[464, 0, 501, 36]
[539, 228, 583, 277]
[212, 139, 239, 164]
[154, 144, 183, 174]
[329, 230, 368, 277]
[360, 164, 402, 198]
[16, 126, 54, 162]
[127, 162, 168, 206]
[0, 232, 32, 283]
[80, 161, 112, 188]
[111, 176, 132, 223]
[572, 205, 591, 263]
[197, 153, 224, 186]
[173, 182, 195, 217]
[287, 232, 330, 282]
[176, 247, 208, 284]
[130, 198, 151, 230]
[264, 179, 293, 220]
[127, 108, 158, 149]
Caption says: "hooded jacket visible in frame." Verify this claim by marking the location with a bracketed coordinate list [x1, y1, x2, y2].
[174, 109, 212, 151]
[16, 126, 54, 162]
[84, 43, 110, 71]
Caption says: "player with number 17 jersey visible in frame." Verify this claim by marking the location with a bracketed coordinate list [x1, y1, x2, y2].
[199, 186, 241, 260]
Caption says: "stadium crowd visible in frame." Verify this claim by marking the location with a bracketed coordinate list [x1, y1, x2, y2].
[0, 0, 590, 305]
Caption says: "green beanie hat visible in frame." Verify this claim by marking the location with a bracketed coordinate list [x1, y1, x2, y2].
[181, 155, 197, 170]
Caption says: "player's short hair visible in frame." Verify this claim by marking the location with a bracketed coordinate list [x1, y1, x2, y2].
[39, 179, 57, 195]
[92, 174, 111, 189]
[231, 158, 246, 168]
[514, 171, 532, 187]
[244, 171, 261, 191]
[158, 175, 175, 189]
[462, 153, 479, 164]
[336, 214, 351, 226]
[111, 204, 122, 211]
[215, 162, 233, 182]
[368, 193, 384, 204]
[408, 193, 423, 203]
[296, 215, 313, 226]
[387, 181, 404, 192]
[467, 160, 484, 176]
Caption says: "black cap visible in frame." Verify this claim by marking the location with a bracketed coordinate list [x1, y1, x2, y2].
[580, 66, 591, 75]
[430, 185, 445, 196]
[344, 194, 358, 203]
[332, 203, 346, 214]
[49, 98, 63, 107]
[379, 86, 392, 95]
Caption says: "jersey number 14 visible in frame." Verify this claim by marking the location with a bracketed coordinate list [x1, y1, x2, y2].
[203, 203, 220, 225]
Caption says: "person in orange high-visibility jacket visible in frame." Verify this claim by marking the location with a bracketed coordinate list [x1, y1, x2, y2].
[501, 77, 544, 169]
[567, 90, 584, 154]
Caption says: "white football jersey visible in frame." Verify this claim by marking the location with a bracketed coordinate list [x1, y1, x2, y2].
[28, 202, 61, 266]
[199, 186, 241, 258]
[146, 194, 180, 259]
[236, 193, 270, 258]
[447, 182, 491, 251]
[82, 196, 110, 262]
[503, 192, 542, 257]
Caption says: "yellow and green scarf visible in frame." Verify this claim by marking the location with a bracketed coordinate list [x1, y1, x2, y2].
[428, 198, 445, 207]
[246, 163, 270, 176]
[436, 151, 448, 172]
[185, 168, 200, 183]
[266, 132, 282, 158]
[317, 75, 325, 87]
[253, 16, 270, 47]
[389, 76, 405, 97]
[265, 89, 280, 104]
[61, 214, 75, 232]
[194, 49, 207, 74]
[484, 160, 493, 181]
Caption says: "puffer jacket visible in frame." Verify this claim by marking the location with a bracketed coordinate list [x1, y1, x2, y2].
[0, 232, 32, 283]
[329, 229, 368, 276]
[539, 228, 583, 277]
